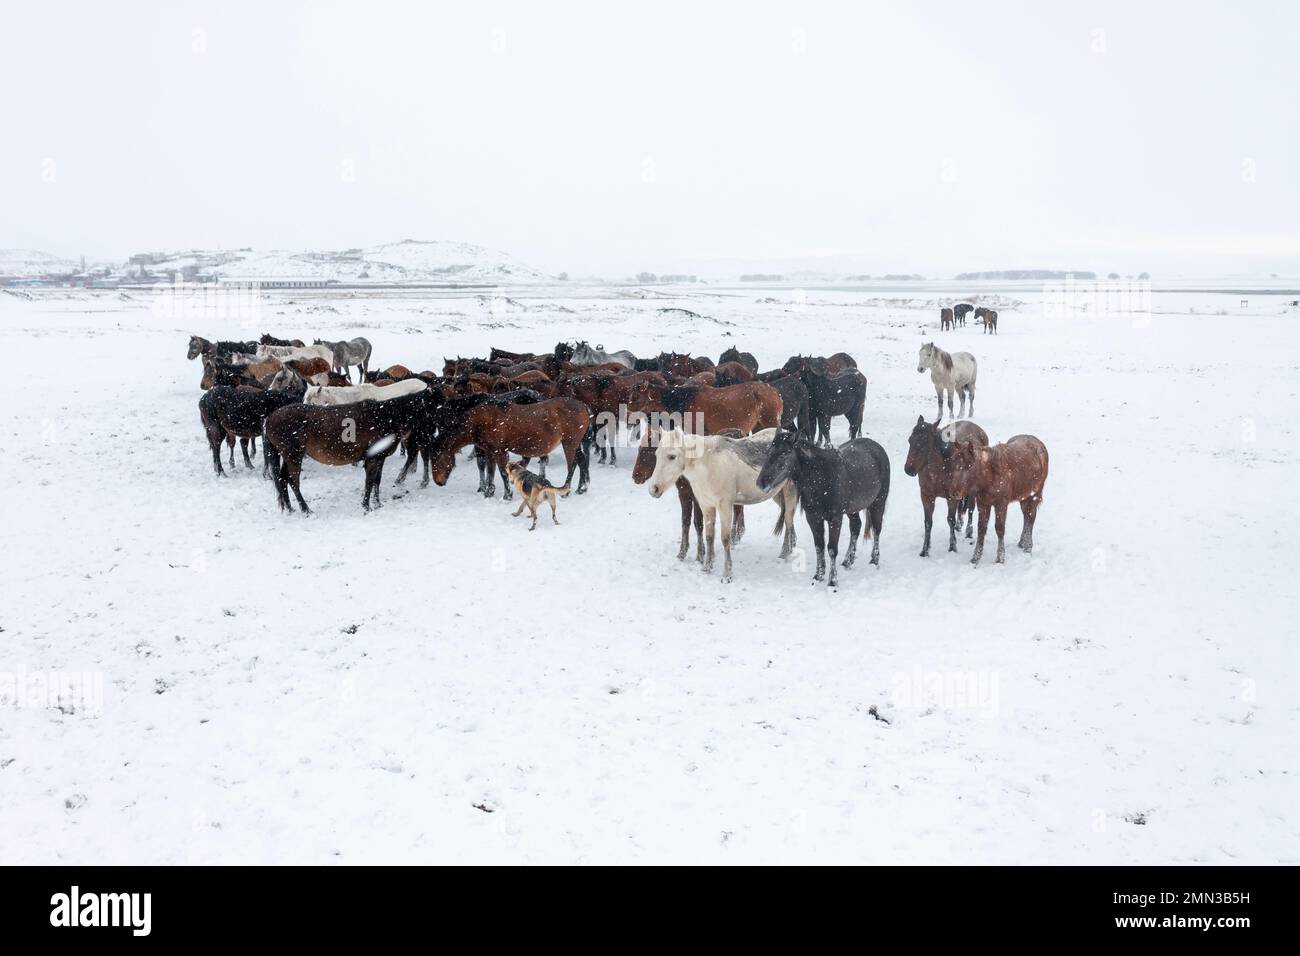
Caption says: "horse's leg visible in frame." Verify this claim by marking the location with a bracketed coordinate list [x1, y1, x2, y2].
[208, 426, 224, 476]
[702, 505, 717, 574]
[946, 387, 955, 420]
[971, 501, 991, 565]
[967, 382, 975, 418]
[1020, 495, 1040, 552]
[993, 502, 1008, 563]
[577, 440, 590, 494]
[288, 455, 310, 514]
[934, 387, 943, 423]
[493, 451, 509, 500]
[826, 513, 843, 586]
[808, 515, 826, 582]
[273, 457, 291, 511]
[693, 499, 705, 562]
[844, 512, 861, 568]
[718, 502, 735, 582]
[609, 424, 617, 466]
[364, 458, 385, 510]
[675, 481, 692, 560]
[241, 437, 254, 469]
[945, 496, 959, 552]
[869, 496, 885, 566]
[538, 454, 548, 479]
[783, 486, 798, 556]
[732, 504, 744, 544]
[965, 495, 976, 539]
[920, 492, 934, 557]
[226, 433, 236, 468]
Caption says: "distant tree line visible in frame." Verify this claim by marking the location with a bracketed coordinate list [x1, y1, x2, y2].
[740, 274, 786, 282]
[954, 270, 1097, 280]
[636, 272, 698, 284]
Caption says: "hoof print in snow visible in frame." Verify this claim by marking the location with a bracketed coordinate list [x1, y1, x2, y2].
[64, 793, 88, 811]
[868, 705, 891, 725]
[1123, 811, 1149, 826]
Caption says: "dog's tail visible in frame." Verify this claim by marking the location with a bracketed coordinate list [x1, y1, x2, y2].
[556, 483, 572, 498]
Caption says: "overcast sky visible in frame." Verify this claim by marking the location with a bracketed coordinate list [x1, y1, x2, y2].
[3, 1, 1297, 276]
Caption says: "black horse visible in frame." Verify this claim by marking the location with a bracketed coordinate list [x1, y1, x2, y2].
[800, 367, 867, 445]
[766, 375, 814, 440]
[953, 303, 974, 327]
[423, 388, 545, 497]
[718, 347, 758, 374]
[199, 384, 301, 476]
[757, 430, 890, 587]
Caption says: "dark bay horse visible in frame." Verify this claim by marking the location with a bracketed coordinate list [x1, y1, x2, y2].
[801, 367, 867, 445]
[781, 352, 857, 376]
[940, 307, 954, 331]
[199, 385, 301, 477]
[559, 371, 666, 466]
[903, 416, 989, 556]
[974, 307, 999, 334]
[767, 375, 813, 439]
[718, 347, 758, 374]
[624, 381, 782, 438]
[263, 389, 439, 513]
[188, 336, 256, 362]
[429, 397, 591, 495]
[411, 388, 544, 493]
[712, 361, 754, 387]
[953, 303, 974, 327]
[950, 435, 1048, 565]
[757, 430, 890, 587]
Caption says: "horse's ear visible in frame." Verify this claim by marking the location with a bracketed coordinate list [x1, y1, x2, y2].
[916, 414, 925, 427]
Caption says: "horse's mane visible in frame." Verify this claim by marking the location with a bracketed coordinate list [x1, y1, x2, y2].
[660, 384, 703, 414]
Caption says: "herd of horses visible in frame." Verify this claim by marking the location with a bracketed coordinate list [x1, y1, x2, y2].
[188, 327, 1047, 586]
[939, 302, 999, 334]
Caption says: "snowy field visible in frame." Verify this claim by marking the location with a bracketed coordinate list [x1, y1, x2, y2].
[1, 282, 1297, 865]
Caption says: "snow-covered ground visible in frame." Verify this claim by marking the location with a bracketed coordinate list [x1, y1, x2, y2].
[1, 283, 1296, 864]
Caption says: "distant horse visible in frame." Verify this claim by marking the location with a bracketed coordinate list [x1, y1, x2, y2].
[801, 368, 867, 445]
[570, 340, 636, 370]
[302, 379, 426, 405]
[950, 435, 1048, 565]
[315, 337, 373, 382]
[757, 429, 890, 587]
[953, 303, 974, 327]
[917, 342, 977, 420]
[188, 335, 256, 362]
[429, 397, 591, 496]
[199, 385, 301, 477]
[645, 428, 799, 582]
[940, 307, 954, 331]
[263, 389, 438, 513]
[781, 352, 857, 376]
[974, 307, 999, 334]
[259, 334, 305, 348]
[718, 347, 758, 374]
[712, 361, 754, 387]
[903, 416, 989, 556]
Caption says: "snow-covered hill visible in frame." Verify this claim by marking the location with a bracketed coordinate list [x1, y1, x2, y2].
[0, 249, 78, 277]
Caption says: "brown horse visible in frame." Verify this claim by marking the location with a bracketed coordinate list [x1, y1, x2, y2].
[429, 397, 591, 495]
[949, 435, 1048, 565]
[712, 360, 754, 387]
[625, 381, 782, 437]
[657, 352, 695, 379]
[718, 347, 758, 373]
[940, 307, 954, 331]
[781, 352, 857, 376]
[263, 390, 438, 513]
[974, 307, 999, 334]
[558, 371, 666, 465]
[903, 416, 989, 556]
[285, 357, 331, 381]
[494, 369, 558, 398]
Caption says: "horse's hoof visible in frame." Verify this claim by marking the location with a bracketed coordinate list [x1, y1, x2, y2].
[577, 487, 588, 495]
[919, 549, 929, 557]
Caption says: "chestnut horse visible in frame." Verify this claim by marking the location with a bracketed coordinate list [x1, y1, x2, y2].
[263, 389, 438, 513]
[429, 397, 591, 495]
[718, 347, 758, 374]
[940, 307, 954, 331]
[712, 361, 754, 387]
[949, 435, 1048, 565]
[625, 381, 783, 438]
[559, 371, 666, 465]
[903, 416, 989, 556]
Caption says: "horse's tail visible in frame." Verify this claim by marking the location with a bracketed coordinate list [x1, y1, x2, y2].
[772, 506, 786, 538]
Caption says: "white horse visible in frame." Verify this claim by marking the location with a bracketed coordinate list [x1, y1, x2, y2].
[570, 340, 637, 370]
[302, 379, 426, 405]
[917, 342, 977, 420]
[315, 337, 373, 383]
[257, 343, 334, 364]
[647, 427, 799, 582]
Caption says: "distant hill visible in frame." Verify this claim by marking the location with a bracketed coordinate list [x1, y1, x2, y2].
[137, 240, 549, 285]
[0, 249, 78, 277]
[955, 270, 1097, 281]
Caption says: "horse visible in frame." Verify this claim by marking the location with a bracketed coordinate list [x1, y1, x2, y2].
[718, 347, 758, 374]
[974, 307, 999, 334]
[625, 381, 783, 439]
[569, 340, 636, 370]
[187, 335, 257, 362]
[766, 375, 814, 440]
[285, 357, 332, 383]
[429, 397, 591, 496]
[303, 379, 426, 406]
[940, 307, 954, 331]
[200, 356, 259, 390]
[917, 342, 977, 420]
[949, 435, 1048, 565]
[757, 429, 890, 587]
[559, 371, 665, 466]
[489, 348, 539, 363]
[645, 428, 799, 582]
[801, 368, 867, 445]
[257, 343, 334, 365]
[199, 384, 301, 477]
[712, 361, 754, 387]
[263, 389, 439, 513]
[493, 370, 557, 398]
[953, 303, 974, 328]
[259, 334, 305, 347]
[315, 337, 373, 382]
[656, 352, 695, 379]
[781, 352, 858, 376]
[903, 416, 990, 556]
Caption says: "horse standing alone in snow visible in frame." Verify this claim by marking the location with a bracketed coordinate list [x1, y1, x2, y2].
[917, 342, 977, 421]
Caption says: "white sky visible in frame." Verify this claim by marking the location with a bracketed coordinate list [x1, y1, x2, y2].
[3, 1, 1297, 276]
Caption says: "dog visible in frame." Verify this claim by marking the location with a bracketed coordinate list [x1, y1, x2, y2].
[506, 461, 571, 530]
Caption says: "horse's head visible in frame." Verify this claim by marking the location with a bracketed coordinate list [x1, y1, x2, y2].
[187, 336, 206, 360]
[646, 427, 691, 498]
[904, 414, 939, 477]
[429, 431, 460, 487]
[917, 342, 936, 373]
[631, 424, 660, 485]
[757, 426, 806, 493]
